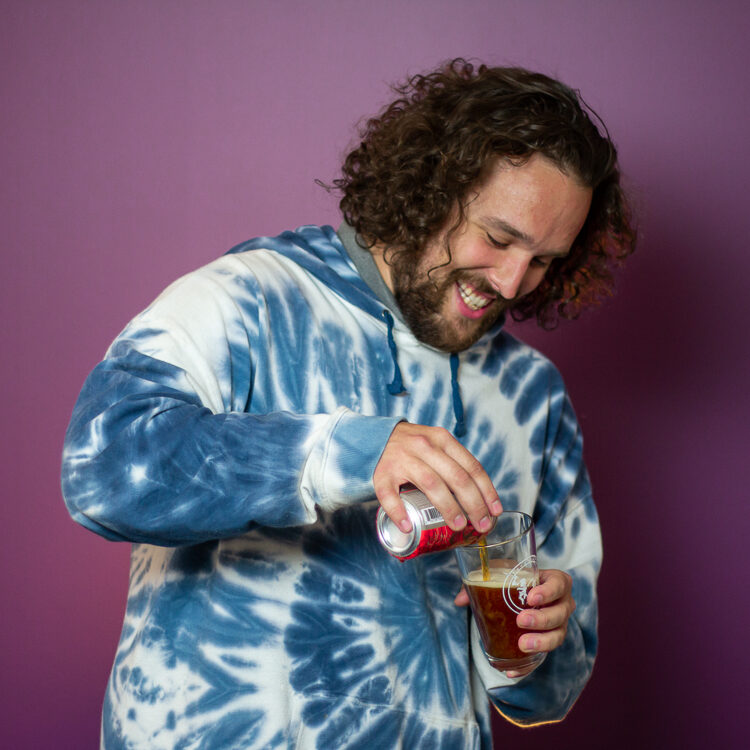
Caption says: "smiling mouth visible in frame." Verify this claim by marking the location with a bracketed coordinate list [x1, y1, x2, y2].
[457, 280, 494, 311]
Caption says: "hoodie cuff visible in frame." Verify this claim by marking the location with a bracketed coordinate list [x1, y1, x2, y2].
[299, 407, 405, 512]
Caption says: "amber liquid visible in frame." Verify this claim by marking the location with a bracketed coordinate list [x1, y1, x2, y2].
[465, 576, 527, 660]
[478, 537, 490, 581]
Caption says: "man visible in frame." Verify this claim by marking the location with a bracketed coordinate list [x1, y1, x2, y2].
[62, 59, 635, 749]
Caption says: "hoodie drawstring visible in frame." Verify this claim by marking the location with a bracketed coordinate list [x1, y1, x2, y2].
[450, 353, 467, 437]
[382, 310, 405, 395]
[382, 308, 466, 438]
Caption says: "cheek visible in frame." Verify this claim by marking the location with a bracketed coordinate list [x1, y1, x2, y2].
[454, 236, 497, 268]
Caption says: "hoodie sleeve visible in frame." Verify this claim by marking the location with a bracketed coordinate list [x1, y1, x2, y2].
[474, 386, 602, 726]
[61, 254, 402, 547]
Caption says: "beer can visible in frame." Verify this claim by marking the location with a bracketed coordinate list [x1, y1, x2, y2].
[376, 486, 496, 561]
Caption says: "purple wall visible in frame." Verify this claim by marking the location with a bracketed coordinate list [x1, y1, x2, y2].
[2, 1, 747, 746]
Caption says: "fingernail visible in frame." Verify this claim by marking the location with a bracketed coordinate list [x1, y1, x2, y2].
[522, 637, 538, 652]
[519, 614, 534, 628]
[400, 519, 412, 533]
[491, 500, 503, 515]
[453, 515, 467, 529]
[479, 515, 492, 532]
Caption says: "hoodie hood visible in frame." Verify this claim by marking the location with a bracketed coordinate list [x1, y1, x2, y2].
[226, 225, 387, 322]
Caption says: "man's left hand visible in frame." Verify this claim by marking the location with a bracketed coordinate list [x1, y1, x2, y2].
[454, 568, 576, 678]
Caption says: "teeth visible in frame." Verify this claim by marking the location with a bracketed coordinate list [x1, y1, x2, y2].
[458, 281, 493, 311]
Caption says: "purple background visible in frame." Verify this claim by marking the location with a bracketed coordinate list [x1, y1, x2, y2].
[2, 1, 748, 747]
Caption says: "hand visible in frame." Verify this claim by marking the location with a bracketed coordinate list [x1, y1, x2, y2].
[454, 568, 576, 678]
[373, 422, 502, 533]
[509, 569, 575, 677]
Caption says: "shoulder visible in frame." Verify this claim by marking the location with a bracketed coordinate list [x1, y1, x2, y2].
[142, 227, 341, 315]
[471, 328, 567, 400]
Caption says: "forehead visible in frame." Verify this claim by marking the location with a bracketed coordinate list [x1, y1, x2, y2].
[469, 154, 592, 248]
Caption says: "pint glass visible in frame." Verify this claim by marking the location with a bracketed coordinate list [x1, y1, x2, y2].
[454, 511, 545, 672]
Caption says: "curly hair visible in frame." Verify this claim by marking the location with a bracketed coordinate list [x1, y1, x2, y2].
[335, 59, 636, 328]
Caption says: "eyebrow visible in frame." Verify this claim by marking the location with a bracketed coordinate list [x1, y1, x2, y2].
[483, 217, 569, 257]
[484, 217, 533, 243]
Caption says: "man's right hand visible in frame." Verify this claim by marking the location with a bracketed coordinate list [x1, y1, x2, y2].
[372, 422, 502, 533]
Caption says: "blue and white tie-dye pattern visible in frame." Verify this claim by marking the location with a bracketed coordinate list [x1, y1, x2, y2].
[62, 225, 602, 749]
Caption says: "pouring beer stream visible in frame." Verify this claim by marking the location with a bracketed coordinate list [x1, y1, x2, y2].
[478, 536, 490, 581]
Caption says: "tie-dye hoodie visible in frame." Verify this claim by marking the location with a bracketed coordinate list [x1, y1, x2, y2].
[62, 225, 601, 750]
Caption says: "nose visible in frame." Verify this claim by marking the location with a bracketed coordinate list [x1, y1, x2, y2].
[487, 253, 530, 301]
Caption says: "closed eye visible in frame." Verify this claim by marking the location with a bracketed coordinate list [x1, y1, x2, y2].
[486, 233, 510, 250]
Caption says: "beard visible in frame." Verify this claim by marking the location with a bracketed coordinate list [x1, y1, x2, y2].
[389, 252, 507, 352]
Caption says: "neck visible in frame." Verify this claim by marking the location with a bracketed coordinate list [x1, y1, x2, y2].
[371, 244, 396, 294]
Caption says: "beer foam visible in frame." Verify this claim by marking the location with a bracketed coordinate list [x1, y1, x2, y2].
[464, 568, 509, 587]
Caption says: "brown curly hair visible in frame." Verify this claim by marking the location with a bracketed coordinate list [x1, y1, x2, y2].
[335, 59, 636, 328]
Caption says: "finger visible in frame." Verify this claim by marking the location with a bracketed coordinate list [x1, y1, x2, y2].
[518, 626, 567, 654]
[406, 462, 471, 532]
[527, 569, 572, 607]
[374, 424, 500, 531]
[454, 586, 469, 607]
[505, 662, 540, 679]
[438, 435, 503, 516]
[373, 483, 413, 533]
[379, 461, 469, 532]
[374, 426, 466, 530]
[516, 599, 572, 633]
[379, 460, 474, 533]
[410, 438, 499, 531]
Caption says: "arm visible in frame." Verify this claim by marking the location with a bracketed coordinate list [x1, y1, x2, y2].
[61, 256, 402, 546]
[473, 390, 602, 725]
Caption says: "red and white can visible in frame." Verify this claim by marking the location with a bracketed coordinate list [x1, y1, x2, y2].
[376, 486, 495, 561]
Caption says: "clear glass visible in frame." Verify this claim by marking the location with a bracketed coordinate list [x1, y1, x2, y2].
[454, 511, 545, 672]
